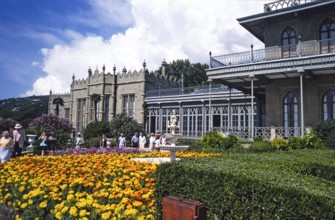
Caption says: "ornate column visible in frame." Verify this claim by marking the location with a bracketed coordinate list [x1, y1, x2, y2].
[298, 67, 305, 137]
[249, 74, 255, 139]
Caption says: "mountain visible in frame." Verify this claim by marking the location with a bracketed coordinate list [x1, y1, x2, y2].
[0, 95, 49, 128]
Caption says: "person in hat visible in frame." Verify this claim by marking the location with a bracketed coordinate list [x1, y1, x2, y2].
[75, 132, 84, 149]
[12, 123, 25, 158]
[0, 131, 14, 163]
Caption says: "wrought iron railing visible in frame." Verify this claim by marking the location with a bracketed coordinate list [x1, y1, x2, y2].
[180, 127, 304, 140]
[264, 0, 316, 12]
[146, 84, 239, 97]
[210, 38, 335, 68]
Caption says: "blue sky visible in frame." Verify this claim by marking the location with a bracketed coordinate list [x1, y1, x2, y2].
[0, 0, 264, 99]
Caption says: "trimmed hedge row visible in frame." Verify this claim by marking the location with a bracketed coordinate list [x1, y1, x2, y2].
[154, 150, 335, 219]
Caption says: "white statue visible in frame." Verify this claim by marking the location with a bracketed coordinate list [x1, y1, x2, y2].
[167, 110, 179, 134]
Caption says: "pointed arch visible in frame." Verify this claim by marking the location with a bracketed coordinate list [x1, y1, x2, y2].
[320, 18, 335, 53]
[322, 89, 335, 120]
[281, 26, 296, 58]
[283, 92, 298, 128]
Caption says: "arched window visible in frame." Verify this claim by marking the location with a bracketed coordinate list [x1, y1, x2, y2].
[320, 18, 335, 53]
[282, 26, 296, 58]
[283, 92, 298, 128]
[322, 89, 335, 120]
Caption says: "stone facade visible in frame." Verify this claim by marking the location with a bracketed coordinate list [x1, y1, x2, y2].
[49, 62, 179, 133]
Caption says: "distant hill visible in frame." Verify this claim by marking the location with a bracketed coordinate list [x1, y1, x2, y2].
[0, 95, 49, 128]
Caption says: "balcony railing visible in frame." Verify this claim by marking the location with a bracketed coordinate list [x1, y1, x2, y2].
[145, 84, 239, 97]
[264, 0, 316, 12]
[181, 126, 304, 140]
[210, 38, 335, 68]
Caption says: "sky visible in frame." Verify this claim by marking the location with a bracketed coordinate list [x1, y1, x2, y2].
[0, 0, 267, 99]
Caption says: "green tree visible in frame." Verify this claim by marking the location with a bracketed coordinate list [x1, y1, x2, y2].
[52, 97, 64, 116]
[110, 113, 143, 141]
[159, 59, 209, 87]
[90, 94, 101, 122]
[83, 121, 111, 141]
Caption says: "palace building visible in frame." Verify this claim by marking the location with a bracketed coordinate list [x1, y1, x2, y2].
[49, 62, 180, 133]
[207, 0, 335, 138]
[49, 0, 335, 139]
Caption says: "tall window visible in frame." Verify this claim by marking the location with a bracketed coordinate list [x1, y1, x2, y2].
[281, 26, 296, 58]
[283, 92, 298, 128]
[322, 89, 335, 120]
[320, 18, 335, 53]
[90, 100, 100, 121]
[122, 94, 135, 117]
[65, 108, 70, 119]
[77, 98, 86, 132]
[104, 95, 110, 121]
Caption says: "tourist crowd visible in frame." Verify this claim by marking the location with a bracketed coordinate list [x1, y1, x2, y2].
[0, 122, 168, 163]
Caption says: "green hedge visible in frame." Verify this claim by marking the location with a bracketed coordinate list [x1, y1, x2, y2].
[154, 150, 335, 219]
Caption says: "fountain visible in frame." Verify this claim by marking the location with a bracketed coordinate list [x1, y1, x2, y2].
[159, 110, 188, 161]
[132, 110, 188, 163]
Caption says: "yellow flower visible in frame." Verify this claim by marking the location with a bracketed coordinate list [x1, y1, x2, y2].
[79, 209, 90, 217]
[101, 211, 112, 220]
[69, 206, 78, 217]
[55, 212, 62, 220]
[20, 203, 28, 209]
[132, 200, 143, 207]
[39, 200, 48, 208]
[61, 206, 69, 214]
[67, 194, 74, 200]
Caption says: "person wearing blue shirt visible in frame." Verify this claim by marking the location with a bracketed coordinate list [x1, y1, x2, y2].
[131, 132, 139, 148]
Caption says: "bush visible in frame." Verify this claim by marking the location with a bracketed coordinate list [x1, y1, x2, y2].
[110, 113, 144, 141]
[312, 120, 335, 149]
[0, 118, 18, 133]
[29, 114, 73, 149]
[84, 121, 111, 139]
[248, 140, 274, 153]
[304, 131, 326, 149]
[178, 139, 203, 152]
[272, 137, 288, 150]
[287, 137, 306, 150]
[154, 150, 335, 219]
[201, 131, 240, 152]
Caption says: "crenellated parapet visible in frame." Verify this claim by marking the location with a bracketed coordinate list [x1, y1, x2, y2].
[117, 69, 146, 84]
[50, 93, 71, 99]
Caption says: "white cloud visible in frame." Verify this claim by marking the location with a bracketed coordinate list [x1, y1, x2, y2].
[24, 0, 266, 96]
[31, 61, 40, 67]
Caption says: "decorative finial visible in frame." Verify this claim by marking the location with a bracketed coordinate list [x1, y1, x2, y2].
[88, 67, 92, 76]
[72, 74, 75, 81]
[102, 64, 106, 72]
[113, 65, 116, 72]
[209, 51, 212, 57]
[143, 60, 146, 68]
[122, 66, 127, 73]
[49, 90, 52, 95]
[162, 59, 167, 66]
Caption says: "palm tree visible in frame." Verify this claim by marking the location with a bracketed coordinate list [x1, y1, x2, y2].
[90, 93, 101, 121]
[52, 98, 64, 116]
